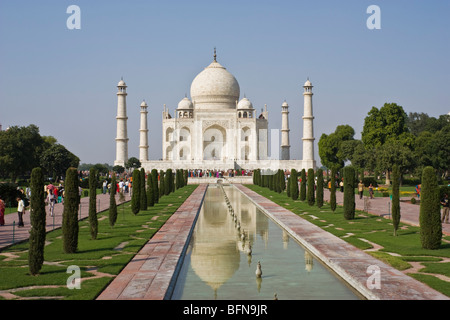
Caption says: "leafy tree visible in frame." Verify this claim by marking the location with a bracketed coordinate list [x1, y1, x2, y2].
[376, 138, 415, 184]
[88, 168, 98, 240]
[131, 169, 140, 215]
[290, 169, 298, 200]
[62, 167, 79, 254]
[391, 164, 401, 236]
[0, 124, 44, 182]
[28, 167, 46, 275]
[109, 174, 117, 227]
[125, 157, 141, 171]
[316, 168, 324, 208]
[151, 169, 159, 203]
[330, 167, 337, 212]
[419, 166, 442, 249]
[343, 166, 356, 220]
[113, 165, 125, 174]
[318, 125, 355, 169]
[40, 144, 80, 181]
[300, 169, 306, 201]
[140, 168, 147, 210]
[307, 168, 315, 206]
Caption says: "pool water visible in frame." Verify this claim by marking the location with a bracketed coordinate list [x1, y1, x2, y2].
[170, 185, 360, 300]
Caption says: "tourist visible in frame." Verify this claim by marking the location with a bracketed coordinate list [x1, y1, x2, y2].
[47, 189, 56, 217]
[17, 197, 25, 227]
[340, 179, 344, 192]
[415, 184, 421, 200]
[0, 196, 5, 226]
[358, 180, 364, 199]
[441, 193, 449, 224]
[368, 183, 374, 199]
[103, 180, 107, 194]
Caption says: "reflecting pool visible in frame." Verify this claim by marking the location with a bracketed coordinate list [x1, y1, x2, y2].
[170, 185, 360, 300]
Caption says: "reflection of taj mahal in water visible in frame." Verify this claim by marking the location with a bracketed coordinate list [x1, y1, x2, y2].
[114, 50, 316, 172]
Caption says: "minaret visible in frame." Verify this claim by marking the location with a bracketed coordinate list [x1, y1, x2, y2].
[139, 100, 149, 162]
[302, 79, 316, 169]
[281, 101, 290, 160]
[114, 78, 129, 167]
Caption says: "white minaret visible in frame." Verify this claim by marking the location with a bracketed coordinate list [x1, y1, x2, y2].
[281, 101, 290, 160]
[302, 79, 316, 169]
[139, 100, 149, 162]
[114, 78, 129, 167]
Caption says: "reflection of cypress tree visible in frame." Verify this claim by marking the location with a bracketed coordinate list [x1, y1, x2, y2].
[330, 167, 337, 212]
[307, 168, 315, 206]
[29, 167, 46, 275]
[316, 168, 324, 208]
[343, 166, 355, 220]
[300, 169, 306, 201]
[151, 169, 159, 204]
[147, 171, 154, 207]
[392, 165, 401, 236]
[109, 174, 117, 226]
[420, 166, 442, 249]
[63, 167, 79, 253]
[131, 169, 140, 215]
[140, 168, 147, 211]
[88, 168, 98, 239]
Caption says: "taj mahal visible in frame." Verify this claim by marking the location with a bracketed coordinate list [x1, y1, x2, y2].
[114, 50, 316, 172]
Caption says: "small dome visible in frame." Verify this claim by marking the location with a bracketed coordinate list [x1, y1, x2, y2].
[282, 101, 289, 107]
[118, 79, 127, 87]
[140, 100, 148, 107]
[237, 97, 253, 109]
[177, 97, 193, 109]
[304, 79, 312, 87]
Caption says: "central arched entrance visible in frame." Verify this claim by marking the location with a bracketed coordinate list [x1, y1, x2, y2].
[203, 125, 226, 160]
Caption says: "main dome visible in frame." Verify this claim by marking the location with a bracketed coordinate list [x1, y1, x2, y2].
[190, 59, 240, 109]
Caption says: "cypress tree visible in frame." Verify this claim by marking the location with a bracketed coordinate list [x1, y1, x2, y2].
[300, 169, 306, 201]
[147, 171, 154, 207]
[131, 169, 140, 215]
[88, 168, 98, 240]
[165, 169, 172, 195]
[307, 168, 315, 206]
[109, 174, 118, 227]
[62, 167, 79, 254]
[279, 169, 285, 193]
[392, 165, 401, 236]
[316, 168, 324, 208]
[343, 166, 356, 220]
[286, 175, 291, 198]
[330, 167, 337, 212]
[151, 169, 159, 203]
[419, 166, 442, 249]
[159, 170, 165, 198]
[29, 167, 46, 275]
[140, 168, 147, 211]
[290, 169, 299, 200]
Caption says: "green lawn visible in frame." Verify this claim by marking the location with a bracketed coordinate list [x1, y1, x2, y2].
[0, 185, 198, 300]
[246, 185, 450, 298]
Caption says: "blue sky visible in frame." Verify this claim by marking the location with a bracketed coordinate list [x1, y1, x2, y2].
[0, 0, 449, 166]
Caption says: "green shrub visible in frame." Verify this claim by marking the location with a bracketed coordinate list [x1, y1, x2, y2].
[419, 166, 442, 249]
[62, 167, 79, 254]
[88, 168, 98, 240]
[343, 166, 356, 220]
[109, 174, 117, 227]
[29, 167, 46, 275]
[300, 169, 306, 201]
[307, 168, 315, 206]
[131, 169, 140, 215]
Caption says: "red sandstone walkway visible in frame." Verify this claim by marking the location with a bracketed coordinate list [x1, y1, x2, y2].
[97, 184, 207, 300]
[0, 192, 130, 251]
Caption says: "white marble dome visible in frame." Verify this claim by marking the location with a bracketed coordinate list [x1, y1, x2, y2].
[190, 60, 240, 109]
[118, 79, 127, 87]
[177, 97, 193, 109]
[237, 97, 253, 109]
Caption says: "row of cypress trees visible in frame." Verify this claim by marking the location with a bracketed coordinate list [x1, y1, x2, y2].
[27, 166, 189, 275]
[253, 164, 443, 250]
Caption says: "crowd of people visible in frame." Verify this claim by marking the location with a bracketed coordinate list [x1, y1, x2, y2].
[187, 169, 253, 178]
